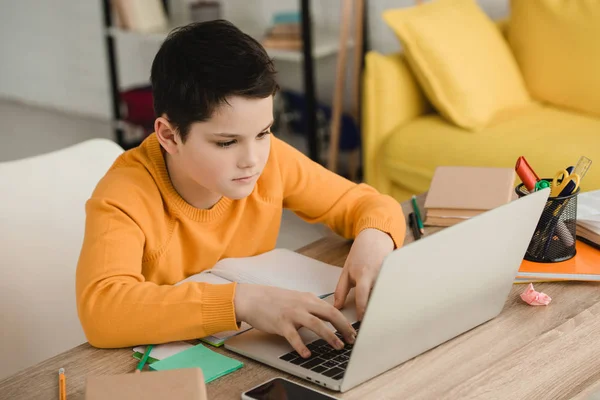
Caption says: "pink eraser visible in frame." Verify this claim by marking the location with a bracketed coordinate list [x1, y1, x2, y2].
[520, 283, 551, 306]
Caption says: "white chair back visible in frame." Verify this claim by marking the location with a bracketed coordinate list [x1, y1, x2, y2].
[0, 139, 123, 380]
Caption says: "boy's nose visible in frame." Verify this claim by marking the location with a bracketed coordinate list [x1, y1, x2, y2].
[237, 147, 258, 169]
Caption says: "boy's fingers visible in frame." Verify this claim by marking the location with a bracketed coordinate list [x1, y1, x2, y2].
[311, 300, 356, 344]
[355, 278, 373, 321]
[282, 327, 310, 358]
[334, 269, 351, 309]
[301, 315, 345, 351]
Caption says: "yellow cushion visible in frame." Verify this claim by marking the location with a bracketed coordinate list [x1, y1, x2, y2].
[382, 0, 531, 131]
[381, 104, 600, 202]
[362, 52, 430, 191]
[509, 0, 600, 118]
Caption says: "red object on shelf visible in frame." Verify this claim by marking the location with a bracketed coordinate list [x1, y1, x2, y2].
[120, 86, 155, 129]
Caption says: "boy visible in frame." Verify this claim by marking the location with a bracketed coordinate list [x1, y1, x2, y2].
[76, 20, 405, 359]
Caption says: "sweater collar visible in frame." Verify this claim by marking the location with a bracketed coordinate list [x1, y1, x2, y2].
[142, 134, 233, 222]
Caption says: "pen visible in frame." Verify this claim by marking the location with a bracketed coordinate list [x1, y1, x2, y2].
[135, 344, 154, 373]
[411, 195, 425, 234]
[409, 212, 422, 240]
[59, 368, 66, 400]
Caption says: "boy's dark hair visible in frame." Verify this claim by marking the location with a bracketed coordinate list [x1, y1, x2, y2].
[150, 20, 278, 142]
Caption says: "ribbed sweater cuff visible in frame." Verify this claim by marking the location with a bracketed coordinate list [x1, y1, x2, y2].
[355, 217, 405, 249]
[201, 282, 239, 335]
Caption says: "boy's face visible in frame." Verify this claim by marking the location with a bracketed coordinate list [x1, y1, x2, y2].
[176, 95, 273, 201]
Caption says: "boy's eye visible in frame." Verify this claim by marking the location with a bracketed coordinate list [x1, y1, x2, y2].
[217, 140, 236, 148]
[216, 130, 270, 148]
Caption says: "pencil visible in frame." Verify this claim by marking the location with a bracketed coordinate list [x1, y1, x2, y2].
[58, 368, 66, 400]
[135, 344, 154, 373]
[411, 195, 425, 234]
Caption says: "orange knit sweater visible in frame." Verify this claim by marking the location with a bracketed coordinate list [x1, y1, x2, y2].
[76, 134, 405, 348]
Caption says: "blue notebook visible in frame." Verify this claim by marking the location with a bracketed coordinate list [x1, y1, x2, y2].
[149, 343, 243, 383]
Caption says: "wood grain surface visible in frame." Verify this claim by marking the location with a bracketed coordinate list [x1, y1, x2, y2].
[2, 195, 599, 399]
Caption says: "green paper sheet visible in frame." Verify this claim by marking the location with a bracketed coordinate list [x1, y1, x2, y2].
[149, 343, 243, 383]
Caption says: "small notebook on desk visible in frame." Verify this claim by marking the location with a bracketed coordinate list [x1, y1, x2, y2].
[424, 166, 516, 227]
[176, 249, 342, 346]
[577, 190, 600, 249]
[149, 344, 243, 383]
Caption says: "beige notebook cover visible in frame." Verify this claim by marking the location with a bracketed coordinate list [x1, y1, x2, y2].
[424, 166, 516, 211]
[425, 208, 484, 218]
[86, 368, 206, 400]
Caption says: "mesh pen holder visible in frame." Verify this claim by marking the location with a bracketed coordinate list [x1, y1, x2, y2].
[516, 182, 579, 263]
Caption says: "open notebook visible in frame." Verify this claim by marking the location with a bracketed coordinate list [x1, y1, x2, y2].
[577, 190, 600, 249]
[176, 249, 343, 346]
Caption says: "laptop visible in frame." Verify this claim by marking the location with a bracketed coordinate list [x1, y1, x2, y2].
[225, 188, 550, 392]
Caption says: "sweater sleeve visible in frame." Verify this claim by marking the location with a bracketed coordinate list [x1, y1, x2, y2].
[76, 196, 238, 348]
[275, 138, 406, 248]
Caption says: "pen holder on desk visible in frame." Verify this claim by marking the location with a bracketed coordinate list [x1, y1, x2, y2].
[516, 182, 579, 263]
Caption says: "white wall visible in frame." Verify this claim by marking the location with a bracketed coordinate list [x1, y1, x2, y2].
[0, 0, 111, 119]
[0, 0, 509, 119]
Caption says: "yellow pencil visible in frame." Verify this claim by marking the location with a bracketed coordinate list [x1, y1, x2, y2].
[59, 368, 67, 400]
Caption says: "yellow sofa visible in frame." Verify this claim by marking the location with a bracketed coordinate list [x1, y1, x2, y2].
[362, 16, 600, 203]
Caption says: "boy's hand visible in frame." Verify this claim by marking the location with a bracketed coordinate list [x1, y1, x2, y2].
[333, 228, 395, 321]
[234, 284, 356, 359]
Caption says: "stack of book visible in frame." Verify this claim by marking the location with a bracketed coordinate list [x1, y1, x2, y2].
[262, 11, 303, 51]
[577, 189, 600, 249]
[424, 166, 516, 227]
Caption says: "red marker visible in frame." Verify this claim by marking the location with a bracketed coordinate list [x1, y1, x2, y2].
[515, 156, 540, 191]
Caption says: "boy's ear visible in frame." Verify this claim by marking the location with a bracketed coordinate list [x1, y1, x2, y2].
[155, 115, 180, 155]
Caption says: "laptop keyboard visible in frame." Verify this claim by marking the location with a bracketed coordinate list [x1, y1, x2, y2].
[278, 321, 360, 381]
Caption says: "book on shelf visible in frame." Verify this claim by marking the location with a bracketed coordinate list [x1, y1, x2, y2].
[112, 0, 168, 34]
[262, 35, 303, 51]
[269, 23, 301, 36]
[261, 11, 303, 51]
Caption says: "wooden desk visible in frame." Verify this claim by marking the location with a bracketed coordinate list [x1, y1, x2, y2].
[2, 196, 600, 399]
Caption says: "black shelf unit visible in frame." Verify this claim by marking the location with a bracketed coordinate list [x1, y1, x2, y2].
[101, 0, 321, 162]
